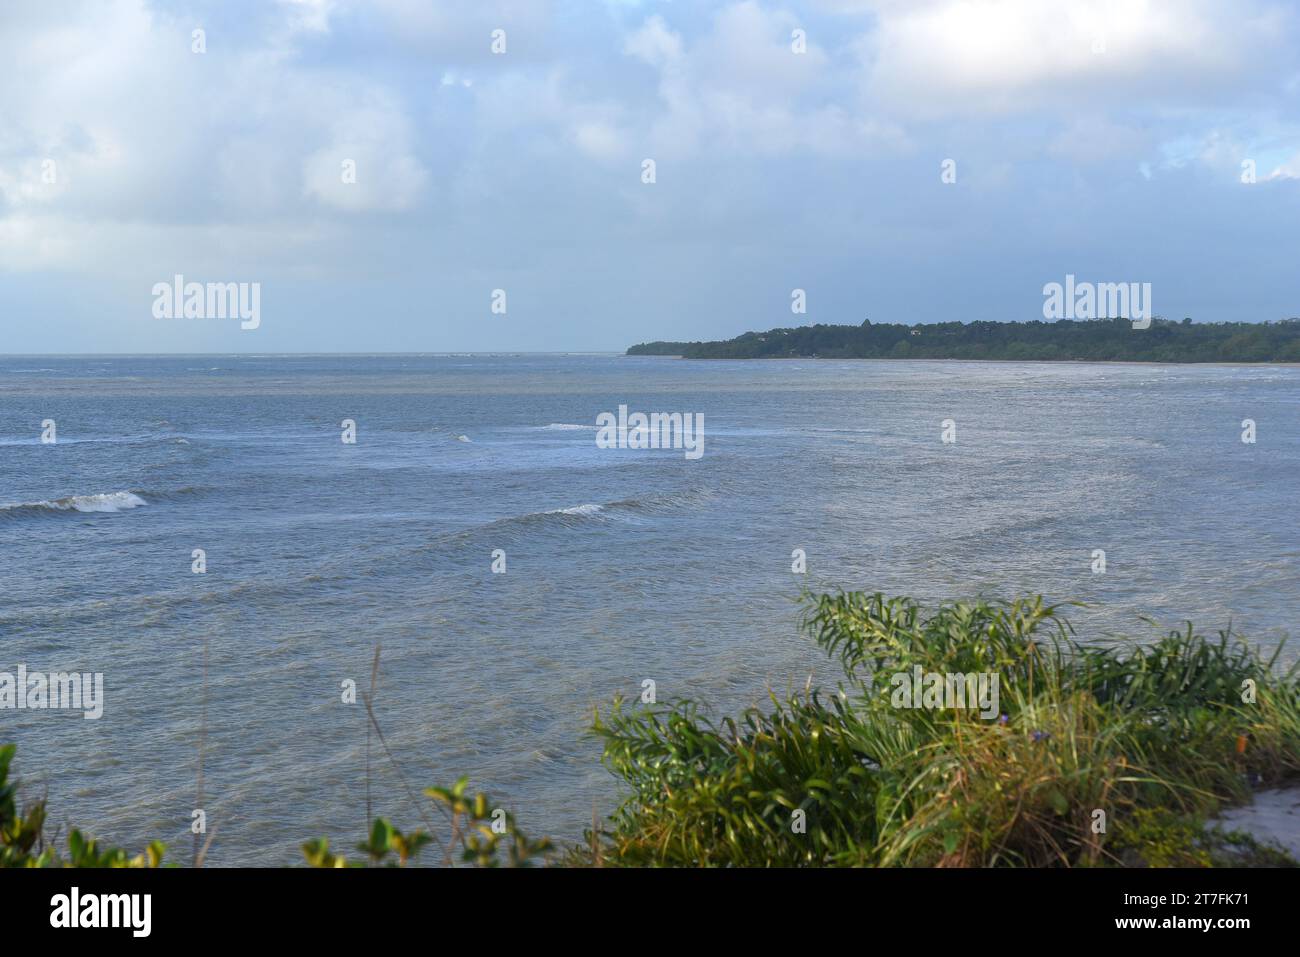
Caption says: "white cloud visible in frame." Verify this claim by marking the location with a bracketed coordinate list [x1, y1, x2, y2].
[625, 2, 903, 159]
[573, 121, 629, 161]
[3, 0, 1300, 338]
[362, 0, 553, 60]
[0, 0, 430, 274]
[859, 0, 1293, 116]
[279, 0, 337, 34]
[300, 92, 429, 212]
[624, 15, 683, 66]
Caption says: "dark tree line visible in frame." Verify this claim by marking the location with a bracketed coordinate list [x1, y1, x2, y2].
[627, 318, 1300, 362]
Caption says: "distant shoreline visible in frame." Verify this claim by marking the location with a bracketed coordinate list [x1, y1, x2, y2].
[629, 354, 1300, 366]
[627, 318, 1300, 363]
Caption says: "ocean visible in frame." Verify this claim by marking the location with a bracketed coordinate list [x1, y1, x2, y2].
[1, 354, 1296, 864]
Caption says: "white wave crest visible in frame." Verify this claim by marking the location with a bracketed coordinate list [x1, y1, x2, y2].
[543, 503, 604, 517]
[1, 491, 148, 514]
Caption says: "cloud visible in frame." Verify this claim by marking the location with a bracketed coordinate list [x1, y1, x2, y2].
[625, 3, 904, 159]
[363, 0, 554, 61]
[859, 0, 1295, 116]
[573, 121, 629, 161]
[0, 0, 431, 273]
[278, 0, 336, 34]
[624, 15, 683, 66]
[3, 0, 1300, 351]
[300, 91, 429, 212]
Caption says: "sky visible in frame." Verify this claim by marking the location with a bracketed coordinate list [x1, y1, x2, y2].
[2, 0, 1299, 353]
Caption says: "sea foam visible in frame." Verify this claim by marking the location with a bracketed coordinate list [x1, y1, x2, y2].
[0, 491, 148, 515]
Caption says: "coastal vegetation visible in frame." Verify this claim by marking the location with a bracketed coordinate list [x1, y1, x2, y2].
[3, 593, 1297, 867]
[627, 318, 1300, 362]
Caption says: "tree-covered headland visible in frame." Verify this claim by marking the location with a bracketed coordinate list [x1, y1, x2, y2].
[627, 318, 1300, 362]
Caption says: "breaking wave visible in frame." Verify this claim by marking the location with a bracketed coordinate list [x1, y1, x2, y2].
[463, 489, 715, 539]
[0, 491, 148, 517]
[542, 503, 604, 517]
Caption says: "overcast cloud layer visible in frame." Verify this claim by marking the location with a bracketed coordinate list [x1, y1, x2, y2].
[2, 0, 1299, 353]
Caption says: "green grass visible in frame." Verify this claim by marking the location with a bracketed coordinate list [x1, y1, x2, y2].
[4, 592, 1298, 867]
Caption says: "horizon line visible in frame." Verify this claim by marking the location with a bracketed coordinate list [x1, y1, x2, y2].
[0, 351, 633, 358]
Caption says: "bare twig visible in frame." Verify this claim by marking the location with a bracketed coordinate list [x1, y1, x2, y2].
[366, 645, 380, 831]
[194, 822, 218, 869]
[358, 648, 447, 856]
[193, 632, 209, 868]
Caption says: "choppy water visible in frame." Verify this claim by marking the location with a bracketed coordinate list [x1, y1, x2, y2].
[1, 355, 1296, 864]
